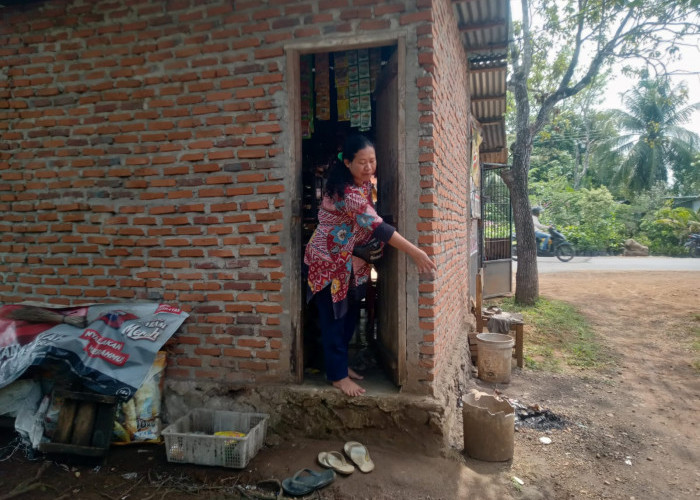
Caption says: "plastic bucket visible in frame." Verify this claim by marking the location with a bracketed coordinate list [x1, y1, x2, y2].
[463, 392, 514, 461]
[476, 333, 514, 384]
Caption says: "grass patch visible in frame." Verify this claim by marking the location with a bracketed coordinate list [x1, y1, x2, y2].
[524, 345, 561, 372]
[486, 296, 603, 370]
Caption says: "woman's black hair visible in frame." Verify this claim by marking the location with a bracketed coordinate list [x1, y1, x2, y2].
[324, 134, 374, 200]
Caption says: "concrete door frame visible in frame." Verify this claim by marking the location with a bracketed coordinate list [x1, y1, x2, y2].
[284, 33, 408, 384]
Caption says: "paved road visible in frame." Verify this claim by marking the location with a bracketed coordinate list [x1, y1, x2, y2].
[532, 255, 700, 273]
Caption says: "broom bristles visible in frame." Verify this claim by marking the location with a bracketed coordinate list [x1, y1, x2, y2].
[62, 315, 87, 328]
[6, 306, 87, 328]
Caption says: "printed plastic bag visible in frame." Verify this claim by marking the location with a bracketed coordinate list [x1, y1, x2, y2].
[112, 351, 166, 444]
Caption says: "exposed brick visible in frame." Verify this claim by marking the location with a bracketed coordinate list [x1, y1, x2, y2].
[223, 347, 253, 358]
[0, 0, 474, 392]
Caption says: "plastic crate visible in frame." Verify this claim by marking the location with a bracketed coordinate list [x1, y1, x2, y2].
[162, 409, 269, 468]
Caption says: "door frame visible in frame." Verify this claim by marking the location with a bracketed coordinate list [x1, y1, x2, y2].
[373, 46, 407, 386]
[285, 34, 407, 384]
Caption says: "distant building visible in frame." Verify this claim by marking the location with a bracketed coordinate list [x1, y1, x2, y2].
[669, 195, 700, 212]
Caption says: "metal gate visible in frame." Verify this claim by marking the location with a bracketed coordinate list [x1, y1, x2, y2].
[480, 163, 512, 297]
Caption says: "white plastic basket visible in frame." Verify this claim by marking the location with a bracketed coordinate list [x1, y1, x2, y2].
[161, 409, 269, 468]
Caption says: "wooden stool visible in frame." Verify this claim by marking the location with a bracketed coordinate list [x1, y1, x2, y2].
[473, 272, 525, 368]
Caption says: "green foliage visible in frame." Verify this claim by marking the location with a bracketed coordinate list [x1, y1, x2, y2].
[507, 0, 700, 303]
[530, 180, 626, 252]
[639, 203, 700, 255]
[530, 85, 625, 191]
[614, 183, 671, 235]
[482, 221, 512, 239]
[481, 169, 513, 239]
[607, 77, 700, 195]
[673, 152, 700, 195]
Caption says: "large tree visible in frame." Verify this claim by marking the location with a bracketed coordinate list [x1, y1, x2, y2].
[530, 101, 621, 190]
[504, 0, 700, 304]
[609, 77, 700, 194]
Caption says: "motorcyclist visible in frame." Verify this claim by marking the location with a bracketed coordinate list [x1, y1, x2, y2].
[532, 206, 552, 251]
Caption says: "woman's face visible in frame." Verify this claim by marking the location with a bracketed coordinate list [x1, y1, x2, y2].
[345, 146, 376, 186]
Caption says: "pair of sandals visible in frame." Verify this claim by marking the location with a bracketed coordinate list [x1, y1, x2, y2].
[281, 442, 374, 497]
[318, 441, 374, 475]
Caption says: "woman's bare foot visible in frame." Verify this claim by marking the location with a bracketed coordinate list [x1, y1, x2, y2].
[332, 377, 366, 397]
[348, 367, 364, 380]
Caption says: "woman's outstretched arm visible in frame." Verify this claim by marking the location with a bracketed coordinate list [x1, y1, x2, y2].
[387, 231, 437, 274]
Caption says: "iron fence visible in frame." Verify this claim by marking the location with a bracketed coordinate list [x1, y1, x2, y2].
[481, 163, 512, 262]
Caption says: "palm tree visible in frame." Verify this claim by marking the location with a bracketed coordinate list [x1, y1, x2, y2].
[609, 78, 699, 194]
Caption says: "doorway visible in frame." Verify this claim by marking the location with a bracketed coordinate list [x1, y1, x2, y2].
[289, 40, 405, 389]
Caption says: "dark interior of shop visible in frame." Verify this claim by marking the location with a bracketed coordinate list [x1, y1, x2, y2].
[299, 45, 397, 387]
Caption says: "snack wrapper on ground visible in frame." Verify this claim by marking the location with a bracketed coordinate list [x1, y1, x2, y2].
[112, 351, 166, 444]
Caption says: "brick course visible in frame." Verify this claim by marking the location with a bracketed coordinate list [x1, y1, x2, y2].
[0, 0, 473, 393]
[415, 0, 471, 386]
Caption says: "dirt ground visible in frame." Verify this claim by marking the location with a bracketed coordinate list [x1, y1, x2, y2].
[0, 270, 698, 500]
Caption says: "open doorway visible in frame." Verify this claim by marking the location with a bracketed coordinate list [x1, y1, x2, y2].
[293, 42, 405, 389]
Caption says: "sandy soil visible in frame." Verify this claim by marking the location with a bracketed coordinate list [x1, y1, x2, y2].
[0, 270, 698, 500]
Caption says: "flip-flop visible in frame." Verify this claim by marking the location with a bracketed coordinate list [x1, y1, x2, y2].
[281, 468, 335, 497]
[343, 441, 375, 473]
[236, 479, 282, 500]
[318, 450, 355, 475]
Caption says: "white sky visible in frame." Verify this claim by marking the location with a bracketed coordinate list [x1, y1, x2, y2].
[600, 46, 700, 136]
[510, 1, 700, 136]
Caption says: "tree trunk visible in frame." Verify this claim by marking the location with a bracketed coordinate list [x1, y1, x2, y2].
[581, 126, 592, 187]
[574, 115, 592, 190]
[573, 140, 581, 189]
[503, 137, 539, 305]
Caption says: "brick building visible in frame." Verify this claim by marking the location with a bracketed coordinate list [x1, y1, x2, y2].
[0, 0, 509, 442]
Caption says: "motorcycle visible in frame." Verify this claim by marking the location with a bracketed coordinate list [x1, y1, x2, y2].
[685, 233, 700, 258]
[512, 226, 575, 262]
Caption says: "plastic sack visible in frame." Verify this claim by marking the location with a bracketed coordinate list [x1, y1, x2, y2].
[112, 351, 166, 444]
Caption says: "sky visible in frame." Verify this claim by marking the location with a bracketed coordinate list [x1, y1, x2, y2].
[600, 43, 700, 136]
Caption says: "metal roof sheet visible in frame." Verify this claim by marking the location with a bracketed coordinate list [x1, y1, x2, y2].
[452, 0, 511, 161]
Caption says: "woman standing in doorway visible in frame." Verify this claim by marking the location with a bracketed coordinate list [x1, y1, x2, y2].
[304, 135, 437, 397]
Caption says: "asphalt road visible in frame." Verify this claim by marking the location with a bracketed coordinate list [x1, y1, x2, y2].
[532, 255, 700, 273]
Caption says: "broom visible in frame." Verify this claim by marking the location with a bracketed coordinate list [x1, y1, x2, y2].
[5, 306, 87, 328]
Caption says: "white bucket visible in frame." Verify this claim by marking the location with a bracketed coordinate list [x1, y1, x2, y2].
[476, 333, 515, 384]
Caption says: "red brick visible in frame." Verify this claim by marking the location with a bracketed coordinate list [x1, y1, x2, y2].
[223, 348, 253, 358]
[375, 3, 405, 15]
[254, 47, 284, 59]
[238, 360, 267, 371]
[256, 351, 280, 360]
[358, 19, 390, 30]
[400, 11, 432, 25]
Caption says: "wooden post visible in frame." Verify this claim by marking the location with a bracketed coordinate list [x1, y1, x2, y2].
[71, 402, 97, 447]
[475, 271, 483, 332]
[514, 323, 524, 368]
[54, 399, 77, 444]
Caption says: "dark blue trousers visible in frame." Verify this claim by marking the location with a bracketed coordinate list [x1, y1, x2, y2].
[314, 285, 360, 382]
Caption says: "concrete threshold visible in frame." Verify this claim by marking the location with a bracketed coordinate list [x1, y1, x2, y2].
[257, 371, 447, 455]
[165, 370, 451, 456]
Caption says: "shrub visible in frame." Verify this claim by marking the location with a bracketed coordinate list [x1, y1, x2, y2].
[530, 181, 626, 253]
[640, 204, 700, 255]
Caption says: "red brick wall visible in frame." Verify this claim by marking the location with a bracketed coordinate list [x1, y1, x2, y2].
[415, 0, 471, 385]
[0, 0, 471, 389]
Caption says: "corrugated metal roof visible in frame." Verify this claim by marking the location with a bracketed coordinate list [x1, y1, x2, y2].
[452, 0, 511, 162]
